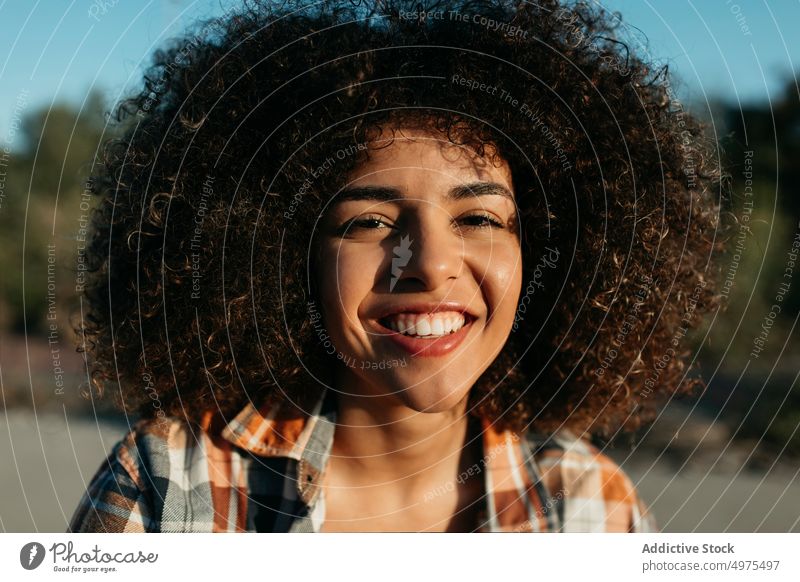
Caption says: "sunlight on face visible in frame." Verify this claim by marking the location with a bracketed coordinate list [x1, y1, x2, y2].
[316, 127, 523, 413]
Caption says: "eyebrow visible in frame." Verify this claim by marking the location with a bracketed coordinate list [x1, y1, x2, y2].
[334, 181, 514, 204]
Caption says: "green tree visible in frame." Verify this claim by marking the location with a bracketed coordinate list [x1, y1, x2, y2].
[0, 90, 115, 334]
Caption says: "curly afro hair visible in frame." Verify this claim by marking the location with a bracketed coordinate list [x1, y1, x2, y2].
[77, 0, 729, 439]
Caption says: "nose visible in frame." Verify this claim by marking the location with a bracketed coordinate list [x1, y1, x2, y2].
[389, 209, 463, 292]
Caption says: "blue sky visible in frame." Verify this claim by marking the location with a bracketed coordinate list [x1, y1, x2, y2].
[1, 0, 798, 145]
[600, 0, 800, 107]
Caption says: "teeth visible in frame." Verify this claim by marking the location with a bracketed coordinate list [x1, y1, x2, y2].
[382, 311, 467, 338]
[415, 319, 432, 336]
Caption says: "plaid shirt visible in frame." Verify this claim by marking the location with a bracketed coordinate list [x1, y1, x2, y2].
[69, 387, 657, 533]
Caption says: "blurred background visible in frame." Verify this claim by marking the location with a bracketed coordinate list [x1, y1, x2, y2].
[0, 0, 798, 532]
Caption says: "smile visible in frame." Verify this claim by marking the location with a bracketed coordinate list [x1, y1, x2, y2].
[374, 311, 475, 357]
[379, 311, 466, 338]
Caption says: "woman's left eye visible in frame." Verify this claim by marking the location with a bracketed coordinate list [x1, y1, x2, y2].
[458, 213, 505, 229]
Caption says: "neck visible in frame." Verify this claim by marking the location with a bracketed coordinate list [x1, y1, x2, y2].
[329, 370, 477, 488]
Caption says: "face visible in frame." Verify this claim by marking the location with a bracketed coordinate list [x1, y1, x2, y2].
[315, 127, 523, 413]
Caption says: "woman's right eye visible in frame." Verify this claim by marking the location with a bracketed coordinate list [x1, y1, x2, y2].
[352, 216, 390, 229]
[338, 215, 394, 233]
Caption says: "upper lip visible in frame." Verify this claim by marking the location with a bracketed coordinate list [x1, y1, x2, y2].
[375, 301, 477, 321]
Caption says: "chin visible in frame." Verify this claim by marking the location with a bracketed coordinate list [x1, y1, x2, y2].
[390, 378, 474, 413]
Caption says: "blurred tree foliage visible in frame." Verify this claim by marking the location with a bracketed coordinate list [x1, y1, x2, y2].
[0, 90, 116, 335]
[695, 77, 800, 457]
[719, 78, 800, 321]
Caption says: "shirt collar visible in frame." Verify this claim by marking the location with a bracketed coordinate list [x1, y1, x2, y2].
[218, 390, 330, 461]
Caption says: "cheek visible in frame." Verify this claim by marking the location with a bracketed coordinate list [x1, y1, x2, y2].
[477, 242, 523, 322]
[317, 241, 385, 323]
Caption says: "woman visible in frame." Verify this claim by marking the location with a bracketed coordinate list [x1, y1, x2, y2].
[68, 0, 725, 532]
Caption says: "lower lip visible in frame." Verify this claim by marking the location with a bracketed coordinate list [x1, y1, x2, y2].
[373, 318, 474, 358]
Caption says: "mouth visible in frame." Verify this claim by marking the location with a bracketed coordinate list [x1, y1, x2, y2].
[371, 303, 478, 357]
[377, 311, 473, 338]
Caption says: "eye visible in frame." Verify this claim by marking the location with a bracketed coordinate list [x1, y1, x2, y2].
[336, 214, 394, 235]
[458, 212, 505, 229]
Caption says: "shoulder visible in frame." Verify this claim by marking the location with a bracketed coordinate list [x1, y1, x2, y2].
[121, 415, 212, 475]
[524, 428, 658, 533]
[68, 416, 213, 533]
[106, 415, 209, 491]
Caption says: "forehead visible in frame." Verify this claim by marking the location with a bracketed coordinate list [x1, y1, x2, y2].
[346, 127, 513, 191]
